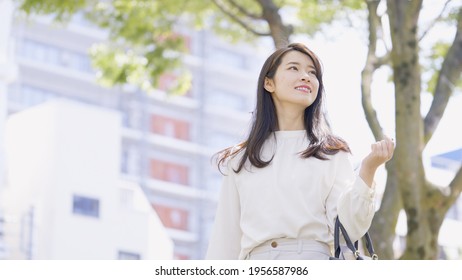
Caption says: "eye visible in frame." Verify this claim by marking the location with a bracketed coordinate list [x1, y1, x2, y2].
[309, 70, 317, 75]
[288, 66, 298, 70]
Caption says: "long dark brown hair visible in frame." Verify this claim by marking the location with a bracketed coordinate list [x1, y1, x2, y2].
[215, 42, 350, 173]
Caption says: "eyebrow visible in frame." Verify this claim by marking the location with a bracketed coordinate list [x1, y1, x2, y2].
[286, 62, 316, 69]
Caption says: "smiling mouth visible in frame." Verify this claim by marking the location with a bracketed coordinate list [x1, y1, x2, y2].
[295, 86, 312, 93]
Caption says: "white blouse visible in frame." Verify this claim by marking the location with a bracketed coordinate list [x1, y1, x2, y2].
[205, 130, 376, 260]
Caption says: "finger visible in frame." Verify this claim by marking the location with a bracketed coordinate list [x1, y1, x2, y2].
[380, 140, 388, 158]
[383, 135, 393, 146]
[387, 140, 394, 157]
[378, 139, 389, 156]
[382, 135, 394, 158]
[374, 142, 386, 159]
[385, 136, 394, 156]
[371, 142, 379, 155]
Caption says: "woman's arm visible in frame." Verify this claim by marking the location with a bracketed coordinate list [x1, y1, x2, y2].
[205, 165, 242, 259]
[359, 136, 395, 187]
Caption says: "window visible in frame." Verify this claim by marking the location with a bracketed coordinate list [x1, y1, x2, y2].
[157, 73, 193, 96]
[174, 253, 190, 260]
[151, 114, 190, 140]
[121, 146, 140, 175]
[206, 90, 246, 111]
[158, 73, 177, 92]
[150, 159, 189, 185]
[152, 204, 189, 230]
[118, 250, 141, 260]
[72, 195, 100, 218]
[18, 39, 93, 73]
[8, 85, 58, 108]
[155, 32, 192, 53]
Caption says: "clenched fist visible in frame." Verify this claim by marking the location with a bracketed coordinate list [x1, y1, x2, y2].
[359, 136, 395, 187]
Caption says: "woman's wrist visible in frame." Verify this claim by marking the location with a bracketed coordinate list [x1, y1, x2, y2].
[359, 163, 377, 188]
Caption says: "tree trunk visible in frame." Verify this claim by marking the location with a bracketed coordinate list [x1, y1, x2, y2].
[369, 160, 401, 259]
[257, 0, 292, 47]
[370, 2, 462, 260]
[387, 0, 441, 259]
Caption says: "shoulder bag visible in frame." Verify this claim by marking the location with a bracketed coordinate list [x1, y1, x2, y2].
[329, 216, 378, 260]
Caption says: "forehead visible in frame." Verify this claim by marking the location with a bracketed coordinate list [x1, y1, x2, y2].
[280, 50, 315, 67]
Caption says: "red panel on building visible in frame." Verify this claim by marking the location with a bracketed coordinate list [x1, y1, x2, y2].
[151, 114, 190, 140]
[174, 253, 190, 260]
[150, 159, 189, 185]
[152, 204, 189, 231]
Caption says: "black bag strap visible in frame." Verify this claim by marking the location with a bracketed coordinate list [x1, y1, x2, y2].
[333, 216, 378, 260]
[333, 216, 342, 258]
[363, 228, 376, 259]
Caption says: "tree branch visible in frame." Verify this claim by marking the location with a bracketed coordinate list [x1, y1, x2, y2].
[449, 165, 462, 206]
[257, 0, 292, 48]
[361, 0, 385, 141]
[424, 7, 462, 144]
[419, 0, 453, 42]
[226, 0, 263, 19]
[211, 0, 271, 36]
[409, 0, 423, 23]
[374, 52, 391, 68]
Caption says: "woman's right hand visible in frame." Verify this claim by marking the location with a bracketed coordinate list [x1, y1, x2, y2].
[359, 136, 395, 187]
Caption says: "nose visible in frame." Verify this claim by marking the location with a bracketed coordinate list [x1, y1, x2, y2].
[301, 71, 310, 81]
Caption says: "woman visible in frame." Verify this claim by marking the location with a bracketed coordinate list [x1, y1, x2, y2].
[205, 43, 394, 260]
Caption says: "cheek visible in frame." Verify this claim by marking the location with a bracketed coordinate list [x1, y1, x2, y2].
[313, 79, 321, 90]
[273, 77, 287, 89]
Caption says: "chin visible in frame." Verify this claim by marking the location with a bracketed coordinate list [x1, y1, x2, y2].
[302, 99, 316, 107]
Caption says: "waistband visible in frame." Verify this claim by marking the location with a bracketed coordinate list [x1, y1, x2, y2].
[250, 238, 331, 255]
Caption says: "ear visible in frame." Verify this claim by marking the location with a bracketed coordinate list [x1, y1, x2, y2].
[264, 77, 275, 93]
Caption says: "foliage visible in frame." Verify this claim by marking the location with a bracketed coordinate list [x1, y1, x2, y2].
[425, 42, 450, 95]
[16, 0, 205, 93]
[15, 0, 364, 94]
[296, 0, 366, 34]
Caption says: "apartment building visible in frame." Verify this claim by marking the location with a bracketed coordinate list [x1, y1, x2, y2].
[3, 99, 174, 259]
[1, 3, 265, 259]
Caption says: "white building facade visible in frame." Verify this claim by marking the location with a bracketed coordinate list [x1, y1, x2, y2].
[2, 99, 173, 259]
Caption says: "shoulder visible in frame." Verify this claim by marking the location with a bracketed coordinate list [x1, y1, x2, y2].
[325, 150, 352, 165]
[333, 150, 351, 159]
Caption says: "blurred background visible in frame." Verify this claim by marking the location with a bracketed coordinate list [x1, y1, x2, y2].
[0, 0, 461, 260]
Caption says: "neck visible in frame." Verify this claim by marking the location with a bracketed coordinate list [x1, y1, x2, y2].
[275, 107, 305, 131]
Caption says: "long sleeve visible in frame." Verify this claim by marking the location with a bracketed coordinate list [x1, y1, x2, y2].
[205, 164, 242, 259]
[325, 152, 376, 243]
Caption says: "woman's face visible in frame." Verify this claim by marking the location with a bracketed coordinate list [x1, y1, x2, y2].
[264, 50, 319, 111]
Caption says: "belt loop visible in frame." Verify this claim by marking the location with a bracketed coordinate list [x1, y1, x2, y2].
[297, 239, 303, 253]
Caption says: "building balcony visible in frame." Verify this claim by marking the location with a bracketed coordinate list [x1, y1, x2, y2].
[121, 127, 214, 157]
[17, 57, 96, 85]
[166, 228, 198, 244]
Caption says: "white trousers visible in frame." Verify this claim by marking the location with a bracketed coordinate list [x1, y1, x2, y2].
[245, 238, 332, 260]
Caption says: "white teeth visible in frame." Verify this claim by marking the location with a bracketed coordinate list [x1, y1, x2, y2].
[296, 87, 310, 93]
